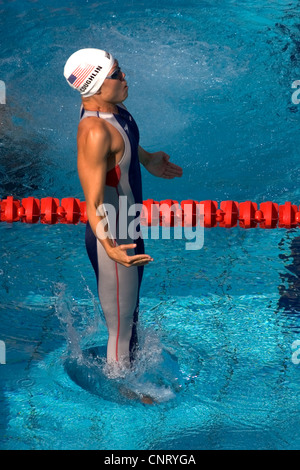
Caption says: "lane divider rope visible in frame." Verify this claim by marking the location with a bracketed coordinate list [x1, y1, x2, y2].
[0, 195, 299, 229]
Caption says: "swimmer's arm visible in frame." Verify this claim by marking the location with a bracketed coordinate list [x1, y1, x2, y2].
[77, 126, 153, 267]
[138, 145, 183, 179]
[77, 125, 115, 254]
[138, 145, 152, 167]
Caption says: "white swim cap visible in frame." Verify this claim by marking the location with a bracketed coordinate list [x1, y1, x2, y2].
[64, 48, 115, 97]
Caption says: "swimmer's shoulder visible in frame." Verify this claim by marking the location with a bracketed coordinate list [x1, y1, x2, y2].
[77, 115, 112, 148]
[78, 114, 109, 133]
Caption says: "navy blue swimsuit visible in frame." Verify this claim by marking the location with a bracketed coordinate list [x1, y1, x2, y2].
[81, 104, 144, 366]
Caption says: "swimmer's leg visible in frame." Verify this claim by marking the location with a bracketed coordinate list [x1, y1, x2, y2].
[129, 301, 139, 363]
[129, 236, 144, 362]
[85, 222, 143, 367]
[100, 257, 139, 367]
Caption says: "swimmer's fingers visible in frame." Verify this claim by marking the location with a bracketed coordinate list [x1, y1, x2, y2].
[113, 244, 153, 267]
[126, 254, 154, 267]
[118, 244, 138, 251]
[162, 162, 183, 179]
[119, 245, 153, 266]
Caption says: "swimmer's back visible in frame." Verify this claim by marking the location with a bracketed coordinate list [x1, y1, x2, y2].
[77, 114, 124, 174]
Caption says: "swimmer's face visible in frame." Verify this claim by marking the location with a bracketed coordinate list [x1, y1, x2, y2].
[97, 60, 128, 103]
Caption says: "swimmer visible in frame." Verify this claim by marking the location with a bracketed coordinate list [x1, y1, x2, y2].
[64, 48, 182, 371]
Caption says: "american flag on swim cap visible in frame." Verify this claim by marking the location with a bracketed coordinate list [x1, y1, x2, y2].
[67, 63, 95, 88]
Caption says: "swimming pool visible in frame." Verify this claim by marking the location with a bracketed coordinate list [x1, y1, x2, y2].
[0, 0, 300, 450]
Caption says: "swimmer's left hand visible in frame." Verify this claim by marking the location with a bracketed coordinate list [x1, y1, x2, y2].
[146, 152, 183, 179]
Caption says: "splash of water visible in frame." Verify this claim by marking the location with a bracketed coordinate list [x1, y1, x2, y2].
[53, 282, 84, 360]
[53, 281, 182, 404]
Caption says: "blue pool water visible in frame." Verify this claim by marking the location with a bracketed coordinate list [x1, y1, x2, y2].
[1, 0, 300, 450]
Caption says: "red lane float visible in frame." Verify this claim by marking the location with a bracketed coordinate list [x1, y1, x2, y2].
[1, 196, 300, 229]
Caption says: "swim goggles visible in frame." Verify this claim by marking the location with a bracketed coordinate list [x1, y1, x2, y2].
[106, 66, 123, 80]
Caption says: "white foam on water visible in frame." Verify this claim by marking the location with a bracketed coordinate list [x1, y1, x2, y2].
[52, 282, 182, 404]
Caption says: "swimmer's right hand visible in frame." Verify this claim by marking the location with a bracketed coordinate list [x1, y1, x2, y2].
[107, 243, 154, 267]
